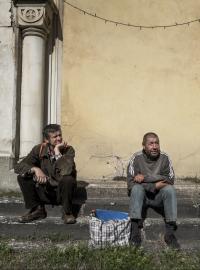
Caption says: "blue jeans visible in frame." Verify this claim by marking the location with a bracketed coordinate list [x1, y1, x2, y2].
[129, 184, 177, 222]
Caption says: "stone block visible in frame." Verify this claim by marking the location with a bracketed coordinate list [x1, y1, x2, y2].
[0, 1, 12, 26]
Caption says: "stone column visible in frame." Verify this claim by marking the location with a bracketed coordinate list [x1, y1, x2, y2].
[16, 1, 56, 157]
[47, 0, 63, 124]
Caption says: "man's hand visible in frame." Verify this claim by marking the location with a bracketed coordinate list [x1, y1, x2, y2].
[54, 141, 67, 155]
[134, 174, 144, 183]
[155, 181, 169, 190]
[31, 167, 47, 184]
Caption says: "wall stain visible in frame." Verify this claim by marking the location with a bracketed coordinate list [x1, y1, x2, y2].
[177, 148, 200, 161]
[90, 154, 129, 178]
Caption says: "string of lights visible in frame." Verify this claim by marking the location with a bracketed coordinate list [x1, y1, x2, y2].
[63, 0, 200, 29]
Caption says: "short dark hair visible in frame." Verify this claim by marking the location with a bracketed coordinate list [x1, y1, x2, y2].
[142, 132, 159, 146]
[42, 124, 61, 139]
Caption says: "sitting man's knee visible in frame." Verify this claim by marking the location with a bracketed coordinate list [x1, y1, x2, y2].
[161, 185, 175, 196]
[59, 175, 76, 186]
[131, 184, 144, 196]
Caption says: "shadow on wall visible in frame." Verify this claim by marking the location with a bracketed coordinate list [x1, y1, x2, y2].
[112, 176, 127, 181]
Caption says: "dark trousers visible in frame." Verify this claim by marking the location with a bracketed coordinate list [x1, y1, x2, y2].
[17, 175, 77, 214]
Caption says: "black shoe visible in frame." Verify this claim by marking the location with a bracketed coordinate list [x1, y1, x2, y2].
[129, 233, 142, 248]
[130, 219, 142, 247]
[18, 205, 47, 223]
[164, 234, 180, 250]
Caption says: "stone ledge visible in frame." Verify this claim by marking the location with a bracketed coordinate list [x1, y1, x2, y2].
[0, 178, 200, 199]
[0, 216, 199, 242]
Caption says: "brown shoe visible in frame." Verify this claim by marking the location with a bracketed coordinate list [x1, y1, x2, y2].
[63, 214, 76, 224]
[18, 206, 47, 223]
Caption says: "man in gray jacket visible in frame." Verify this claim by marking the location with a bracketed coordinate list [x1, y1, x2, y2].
[127, 132, 180, 249]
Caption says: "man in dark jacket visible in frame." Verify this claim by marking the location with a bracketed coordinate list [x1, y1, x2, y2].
[127, 132, 180, 249]
[14, 124, 77, 224]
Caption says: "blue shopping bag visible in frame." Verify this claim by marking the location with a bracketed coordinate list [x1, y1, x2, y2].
[95, 209, 129, 222]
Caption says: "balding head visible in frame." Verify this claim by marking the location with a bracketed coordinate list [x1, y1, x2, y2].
[142, 132, 159, 146]
[142, 132, 160, 159]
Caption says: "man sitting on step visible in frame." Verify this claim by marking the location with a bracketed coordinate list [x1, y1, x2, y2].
[127, 132, 180, 249]
[14, 124, 77, 224]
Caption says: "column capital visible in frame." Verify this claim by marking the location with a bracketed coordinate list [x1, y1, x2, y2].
[15, 0, 57, 34]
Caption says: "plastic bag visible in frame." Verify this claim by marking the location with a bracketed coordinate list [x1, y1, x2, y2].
[89, 209, 130, 247]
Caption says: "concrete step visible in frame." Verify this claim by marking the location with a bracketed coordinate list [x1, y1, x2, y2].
[143, 218, 200, 241]
[79, 198, 200, 219]
[0, 216, 199, 245]
[0, 216, 89, 240]
[2, 179, 199, 199]
[0, 180, 199, 250]
[0, 196, 199, 219]
[83, 180, 200, 198]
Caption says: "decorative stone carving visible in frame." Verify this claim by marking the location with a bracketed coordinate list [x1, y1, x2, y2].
[19, 8, 44, 23]
[16, 1, 57, 33]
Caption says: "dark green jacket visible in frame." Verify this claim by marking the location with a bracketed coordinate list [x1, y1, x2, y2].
[14, 143, 76, 185]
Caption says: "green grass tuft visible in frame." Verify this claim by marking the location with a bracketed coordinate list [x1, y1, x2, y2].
[0, 241, 200, 270]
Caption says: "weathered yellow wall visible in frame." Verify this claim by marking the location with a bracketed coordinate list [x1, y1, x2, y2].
[62, 0, 200, 180]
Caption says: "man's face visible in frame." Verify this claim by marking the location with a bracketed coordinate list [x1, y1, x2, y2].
[143, 136, 160, 158]
[46, 130, 62, 147]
